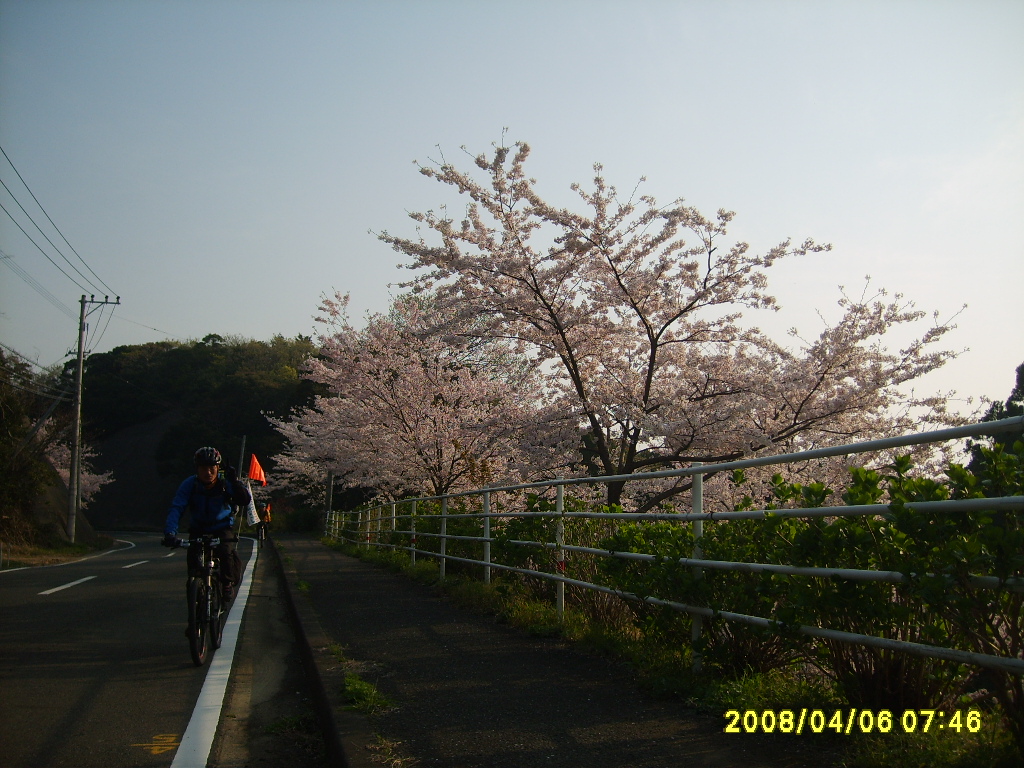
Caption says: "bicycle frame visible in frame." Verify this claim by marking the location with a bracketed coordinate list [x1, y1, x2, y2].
[184, 536, 225, 666]
[187, 535, 220, 586]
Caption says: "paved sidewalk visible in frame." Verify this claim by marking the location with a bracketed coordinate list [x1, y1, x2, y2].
[272, 535, 832, 768]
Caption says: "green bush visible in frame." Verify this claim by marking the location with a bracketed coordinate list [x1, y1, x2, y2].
[340, 442, 1024, 761]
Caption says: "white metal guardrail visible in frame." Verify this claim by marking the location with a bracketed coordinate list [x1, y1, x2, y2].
[324, 416, 1024, 675]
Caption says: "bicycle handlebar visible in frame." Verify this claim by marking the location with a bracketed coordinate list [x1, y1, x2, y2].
[171, 536, 222, 548]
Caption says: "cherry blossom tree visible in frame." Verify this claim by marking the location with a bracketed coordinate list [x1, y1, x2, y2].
[273, 292, 571, 500]
[45, 442, 113, 509]
[379, 141, 962, 510]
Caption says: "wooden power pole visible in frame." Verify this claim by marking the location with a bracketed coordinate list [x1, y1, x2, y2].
[67, 294, 120, 542]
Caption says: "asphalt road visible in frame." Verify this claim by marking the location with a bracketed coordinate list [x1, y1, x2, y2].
[0, 533, 255, 768]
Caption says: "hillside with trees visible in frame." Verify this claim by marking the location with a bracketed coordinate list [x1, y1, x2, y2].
[82, 333, 320, 530]
[0, 334, 320, 543]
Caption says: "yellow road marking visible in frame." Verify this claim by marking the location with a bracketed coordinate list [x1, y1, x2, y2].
[132, 733, 180, 755]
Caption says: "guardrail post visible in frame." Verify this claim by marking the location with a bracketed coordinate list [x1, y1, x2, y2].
[483, 490, 491, 584]
[390, 501, 396, 548]
[410, 500, 417, 565]
[691, 462, 704, 673]
[439, 496, 448, 582]
[555, 480, 565, 621]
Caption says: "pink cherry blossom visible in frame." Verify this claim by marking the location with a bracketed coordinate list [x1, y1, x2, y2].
[375, 141, 963, 509]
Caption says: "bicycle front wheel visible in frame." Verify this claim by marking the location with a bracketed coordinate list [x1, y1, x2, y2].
[187, 577, 209, 666]
[210, 580, 226, 649]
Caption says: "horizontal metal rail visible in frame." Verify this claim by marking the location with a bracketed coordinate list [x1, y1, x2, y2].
[502, 540, 1024, 592]
[375, 495, 1024, 523]
[328, 415, 1024, 676]
[359, 416, 1024, 504]
[348, 538, 1024, 676]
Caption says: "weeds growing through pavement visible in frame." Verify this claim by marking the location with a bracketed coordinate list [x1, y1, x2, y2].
[344, 673, 393, 716]
[323, 537, 1021, 768]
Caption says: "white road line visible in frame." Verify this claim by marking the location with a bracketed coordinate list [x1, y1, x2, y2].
[170, 540, 258, 768]
[122, 560, 149, 569]
[0, 539, 136, 575]
[39, 576, 97, 595]
[163, 551, 177, 558]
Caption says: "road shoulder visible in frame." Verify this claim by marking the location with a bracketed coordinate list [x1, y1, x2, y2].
[210, 538, 333, 768]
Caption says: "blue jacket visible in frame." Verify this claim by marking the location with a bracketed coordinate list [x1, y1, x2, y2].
[164, 475, 251, 536]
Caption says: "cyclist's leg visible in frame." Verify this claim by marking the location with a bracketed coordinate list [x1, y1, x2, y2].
[216, 531, 239, 599]
[184, 540, 202, 633]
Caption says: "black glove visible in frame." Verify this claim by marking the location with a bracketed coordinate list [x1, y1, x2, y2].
[225, 465, 237, 483]
[161, 533, 178, 548]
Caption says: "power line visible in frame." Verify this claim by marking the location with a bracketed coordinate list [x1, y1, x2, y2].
[0, 341, 70, 377]
[0, 345, 71, 400]
[0, 376, 71, 402]
[84, 302, 104, 350]
[0, 249, 78, 319]
[89, 303, 117, 352]
[0, 199, 92, 293]
[0, 176, 106, 295]
[0, 143, 116, 296]
[112, 313, 174, 337]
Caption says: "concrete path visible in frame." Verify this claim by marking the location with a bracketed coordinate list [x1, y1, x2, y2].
[273, 535, 831, 768]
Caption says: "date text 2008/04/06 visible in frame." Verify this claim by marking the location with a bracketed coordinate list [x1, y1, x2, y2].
[724, 709, 983, 735]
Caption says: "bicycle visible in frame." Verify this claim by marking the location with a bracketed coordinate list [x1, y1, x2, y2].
[172, 535, 228, 666]
[256, 521, 268, 549]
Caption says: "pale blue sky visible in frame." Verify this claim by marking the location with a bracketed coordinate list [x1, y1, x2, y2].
[1, 0, 1021, 413]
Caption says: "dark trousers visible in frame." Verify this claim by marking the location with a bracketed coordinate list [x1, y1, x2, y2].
[187, 529, 240, 587]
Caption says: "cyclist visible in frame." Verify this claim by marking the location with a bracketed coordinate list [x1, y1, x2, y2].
[256, 502, 271, 544]
[161, 446, 252, 601]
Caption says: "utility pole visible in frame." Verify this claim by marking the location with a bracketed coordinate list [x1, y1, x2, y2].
[67, 294, 120, 542]
[237, 435, 247, 479]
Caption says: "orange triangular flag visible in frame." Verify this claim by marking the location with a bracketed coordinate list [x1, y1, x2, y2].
[248, 454, 267, 486]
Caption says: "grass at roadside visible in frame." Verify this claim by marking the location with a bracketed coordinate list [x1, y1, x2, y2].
[264, 712, 320, 735]
[366, 734, 418, 767]
[322, 537, 1021, 768]
[1, 537, 114, 569]
[344, 673, 393, 715]
[324, 642, 395, 716]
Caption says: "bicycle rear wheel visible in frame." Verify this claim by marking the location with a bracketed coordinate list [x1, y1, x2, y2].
[187, 577, 209, 666]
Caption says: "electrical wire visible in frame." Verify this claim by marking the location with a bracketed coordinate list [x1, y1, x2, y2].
[0, 199, 92, 294]
[0, 176, 106, 296]
[0, 349, 72, 400]
[89, 303, 117, 352]
[83, 302, 103, 351]
[0, 363, 70, 393]
[111, 314, 174, 337]
[0, 249, 78, 319]
[0, 143, 116, 296]
[0, 341, 68, 374]
[0, 377, 71, 402]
